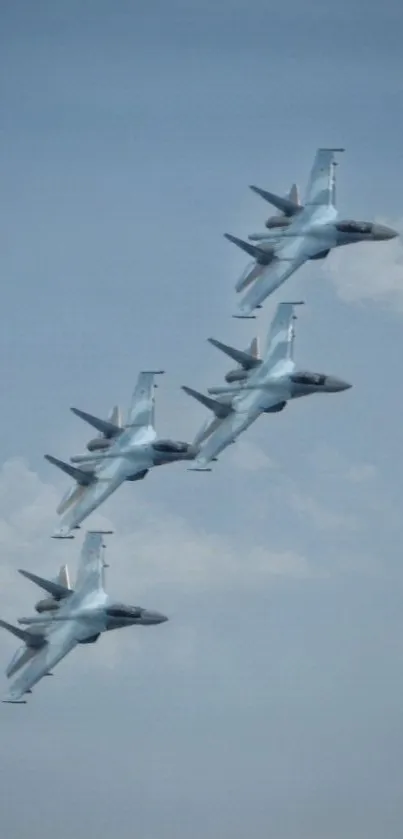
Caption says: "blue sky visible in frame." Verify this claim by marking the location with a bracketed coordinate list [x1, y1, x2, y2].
[1, 2, 403, 837]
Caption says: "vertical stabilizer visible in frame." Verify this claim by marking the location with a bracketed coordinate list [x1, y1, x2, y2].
[93, 405, 122, 440]
[106, 405, 122, 432]
[288, 183, 300, 206]
[330, 163, 337, 207]
[56, 564, 71, 590]
[247, 336, 260, 360]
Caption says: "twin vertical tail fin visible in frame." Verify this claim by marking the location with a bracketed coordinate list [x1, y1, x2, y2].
[287, 183, 301, 209]
[56, 564, 71, 590]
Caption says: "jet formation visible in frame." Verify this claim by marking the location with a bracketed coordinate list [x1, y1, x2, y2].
[1, 147, 397, 702]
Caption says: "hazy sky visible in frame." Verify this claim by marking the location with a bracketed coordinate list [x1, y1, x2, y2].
[1, 2, 403, 837]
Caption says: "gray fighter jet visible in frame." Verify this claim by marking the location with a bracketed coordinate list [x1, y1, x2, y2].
[45, 371, 197, 538]
[226, 148, 397, 316]
[1, 531, 168, 704]
[183, 301, 351, 469]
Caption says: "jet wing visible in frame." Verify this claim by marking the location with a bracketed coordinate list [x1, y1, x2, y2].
[126, 371, 164, 429]
[192, 409, 261, 468]
[53, 471, 125, 538]
[193, 385, 288, 468]
[236, 252, 307, 316]
[260, 301, 302, 376]
[73, 531, 106, 597]
[3, 628, 79, 702]
[303, 147, 344, 208]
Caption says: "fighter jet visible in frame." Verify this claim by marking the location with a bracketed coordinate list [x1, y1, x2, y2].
[45, 371, 197, 538]
[182, 301, 352, 470]
[1, 531, 168, 703]
[225, 148, 398, 316]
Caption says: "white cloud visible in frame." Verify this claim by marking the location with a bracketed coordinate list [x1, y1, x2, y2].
[0, 457, 310, 628]
[345, 462, 377, 483]
[228, 439, 275, 472]
[324, 220, 403, 308]
[305, 444, 377, 485]
[289, 489, 360, 532]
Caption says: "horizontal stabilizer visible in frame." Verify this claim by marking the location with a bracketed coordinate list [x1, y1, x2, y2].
[208, 338, 261, 369]
[70, 408, 121, 437]
[181, 387, 232, 419]
[44, 455, 95, 486]
[224, 234, 273, 265]
[249, 185, 300, 216]
[18, 569, 70, 599]
[0, 619, 45, 648]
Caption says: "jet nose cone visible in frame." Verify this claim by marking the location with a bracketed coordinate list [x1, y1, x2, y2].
[373, 223, 399, 241]
[144, 610, 169, 625]
[327, 376, 352, 392]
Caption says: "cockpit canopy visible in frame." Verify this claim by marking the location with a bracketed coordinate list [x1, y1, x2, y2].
[290, 372, 326, 386]
[152, 439, 190, 454]
[335, 220, 373, 235]
[106, 604, 143, 620]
